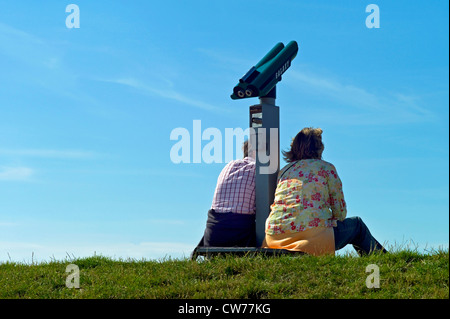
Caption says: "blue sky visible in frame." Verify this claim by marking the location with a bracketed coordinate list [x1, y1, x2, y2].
[0, 1, 448, 262]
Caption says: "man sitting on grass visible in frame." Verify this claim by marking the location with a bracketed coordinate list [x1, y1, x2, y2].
[194, 140, 256, 249]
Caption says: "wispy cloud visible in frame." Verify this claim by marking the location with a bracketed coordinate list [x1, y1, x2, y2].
[196, 47, 253, 71]
[101, 77, 224, 113]
[0, 167, 34, 181]
[73, 167, 205, 178]
[286, 69, 436, 125]
[0, 222, 18, 227]
[0, 22, 102, 112]
[0, 22, 62, 72]
[0, 149, 100, 160]
[198, 47, 437, 125]
[289, 70, 381, 110]
[0, 149, 102, 182]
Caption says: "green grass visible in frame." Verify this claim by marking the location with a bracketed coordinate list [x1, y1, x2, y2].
[0, 249, 448, 299]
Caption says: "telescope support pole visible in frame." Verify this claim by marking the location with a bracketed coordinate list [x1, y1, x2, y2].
[250, 87, 280, 247]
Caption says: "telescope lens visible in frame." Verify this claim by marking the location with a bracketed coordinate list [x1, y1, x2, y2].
[237, 90, 245, 98]
[245, 89, 253, 97]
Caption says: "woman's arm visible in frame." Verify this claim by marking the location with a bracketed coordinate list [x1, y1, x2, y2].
[328, 164, 347, 221]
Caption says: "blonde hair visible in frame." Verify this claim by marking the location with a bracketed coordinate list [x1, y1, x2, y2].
[282, 127, 324, 162]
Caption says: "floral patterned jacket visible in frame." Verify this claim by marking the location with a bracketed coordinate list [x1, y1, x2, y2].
[265, 159, 347, 235]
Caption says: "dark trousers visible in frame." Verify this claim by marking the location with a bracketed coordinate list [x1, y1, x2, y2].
[333, 216, 387, 255]
[197, 209, 256, 248]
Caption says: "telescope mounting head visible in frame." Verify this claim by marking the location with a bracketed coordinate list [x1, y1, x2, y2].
[230, 41, 298, 100]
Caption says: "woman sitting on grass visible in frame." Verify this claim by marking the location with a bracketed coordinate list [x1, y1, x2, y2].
[262, 127, 387, 256]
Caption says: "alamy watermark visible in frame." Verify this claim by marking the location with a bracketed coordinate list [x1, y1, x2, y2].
[65, 4, 80, 29]
[169, 120, 278, 174]
[365, 4, 380, 29]
[63, 4, 379, 30]
[66, 264, 80, 289]
[365, 264, 380, 288]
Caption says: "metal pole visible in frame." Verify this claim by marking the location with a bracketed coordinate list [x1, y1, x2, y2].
[250, 87, 280, 247]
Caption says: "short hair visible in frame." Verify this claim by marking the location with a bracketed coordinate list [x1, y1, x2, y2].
[282, 127, 324, 162]
[242, 140, 249, 158]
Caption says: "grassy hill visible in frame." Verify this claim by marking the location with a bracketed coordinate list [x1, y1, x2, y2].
[0, 249, 448, 299]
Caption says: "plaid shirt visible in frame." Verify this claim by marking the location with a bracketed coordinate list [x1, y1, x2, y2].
[211, 157, 256, 214]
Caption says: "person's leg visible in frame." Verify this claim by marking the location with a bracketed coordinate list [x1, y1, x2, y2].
[333, 216, 387, 255]
[203, 210, 255, 247]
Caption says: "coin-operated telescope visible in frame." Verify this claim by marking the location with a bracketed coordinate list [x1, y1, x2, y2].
[233, 41, 299, 247]
[231, 41, 298, 100]
[190, 41, 300, 260]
